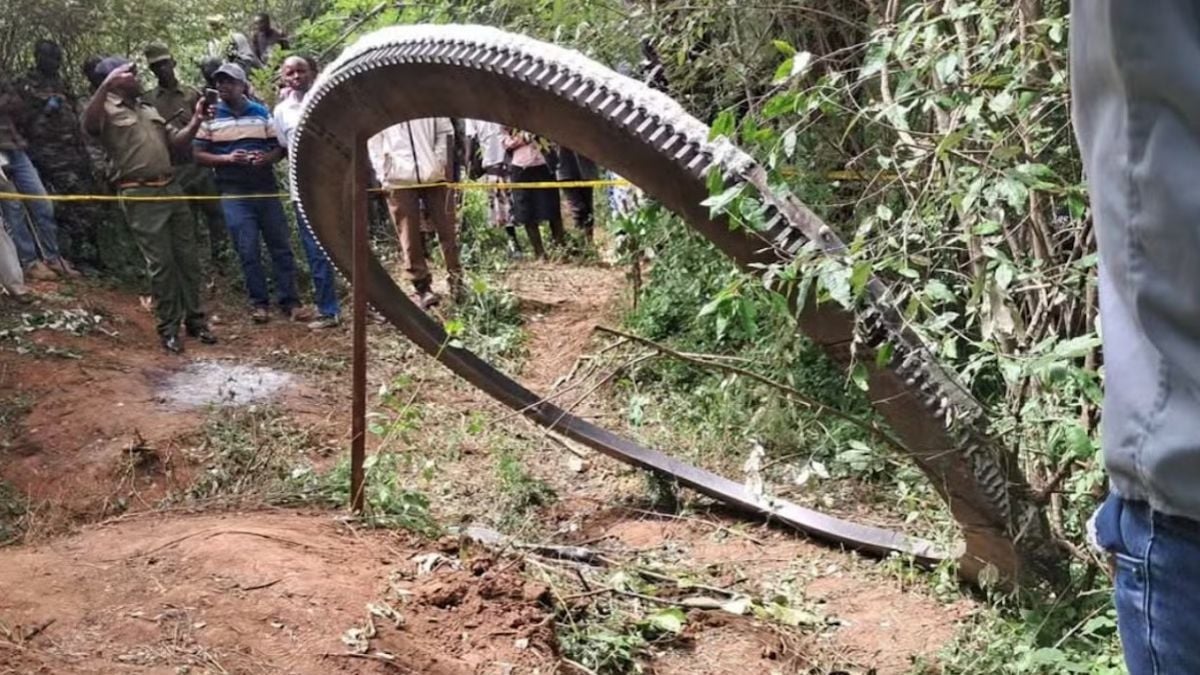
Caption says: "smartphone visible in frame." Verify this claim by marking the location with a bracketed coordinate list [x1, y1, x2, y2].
[204, 88, 219, 107]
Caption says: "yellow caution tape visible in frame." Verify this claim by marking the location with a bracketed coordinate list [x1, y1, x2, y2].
[0, 171, 891, 204]
[0, 178, 635, 203]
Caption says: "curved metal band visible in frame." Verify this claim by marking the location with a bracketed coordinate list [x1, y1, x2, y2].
[291, 25, 1064, 585]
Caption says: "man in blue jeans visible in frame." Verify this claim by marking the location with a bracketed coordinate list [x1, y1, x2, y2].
[273, 54, 340, 329]
[1072, 2, 1200, 672]
[0, 76, 77, 282]
[193, 63, 310, 324]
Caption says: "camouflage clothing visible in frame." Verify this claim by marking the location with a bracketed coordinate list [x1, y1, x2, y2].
[16, 70, 104, 265]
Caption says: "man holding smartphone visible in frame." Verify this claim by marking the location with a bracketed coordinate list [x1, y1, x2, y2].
[82, 57, 217, 353]
[193, 63, 309, 325]
[144, 42, 227, 271]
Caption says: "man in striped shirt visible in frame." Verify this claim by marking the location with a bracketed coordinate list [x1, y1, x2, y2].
[194, 63, 308, 324]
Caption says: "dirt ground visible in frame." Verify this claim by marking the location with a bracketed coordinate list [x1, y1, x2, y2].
[0, 257, 973, 674]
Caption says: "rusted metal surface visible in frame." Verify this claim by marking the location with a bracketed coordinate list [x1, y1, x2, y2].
[350, 137, 369, 514]
[291, 25, 1065, 587]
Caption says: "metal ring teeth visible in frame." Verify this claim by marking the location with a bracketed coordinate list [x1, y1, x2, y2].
[288, 27, 1060, 581]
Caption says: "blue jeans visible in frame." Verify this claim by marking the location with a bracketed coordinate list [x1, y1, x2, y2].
[0, 149, 60, 266]
[1094, 493, 1200, 674]
[295, 206, 339, 318]
[221, 197, 298, 310]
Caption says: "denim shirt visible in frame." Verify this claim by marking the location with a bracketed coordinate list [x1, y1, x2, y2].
[1071, 0, 1200, 521]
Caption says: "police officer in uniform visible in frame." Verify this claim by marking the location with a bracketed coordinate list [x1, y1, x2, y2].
[144, 42, 228, 269]
[82, 57, 216, 353]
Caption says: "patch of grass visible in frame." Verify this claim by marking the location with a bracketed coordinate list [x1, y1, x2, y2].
[448, 275, 527, 367]
[927, 595, 1124, 675]
[0, 394, 31, 450]
[285, 452, 439, 537]
[559, 616, 649, 675]
[0, 481, 28, 546]
[496, 448, 556, 527]
[184, 405, 315, 501]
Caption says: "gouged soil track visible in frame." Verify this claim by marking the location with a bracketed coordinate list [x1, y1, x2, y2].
[0, 266, 972, 674]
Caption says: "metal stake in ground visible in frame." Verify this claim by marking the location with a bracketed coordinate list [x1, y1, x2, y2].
[350, 136, 369, 514]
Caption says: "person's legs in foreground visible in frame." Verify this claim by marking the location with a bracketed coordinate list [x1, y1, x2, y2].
[121, 188, 188, 351]
[1072, 2, 1200, 672]
[257, 198, 304, 320]
[510, 165, 547, 258]
[295, 206, 340, 328]
[387, 188, 439, 309]
[222, 197, 272, 322]
[563, 185, 594, 245]
[423, 185, 463, 299]
[0, 149, 69, 279]
[162, 188, 214, 344]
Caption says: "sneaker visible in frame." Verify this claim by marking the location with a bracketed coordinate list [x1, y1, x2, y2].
[417, 289, 441, 310]
[24, 261, 58, 282]
[307, 315, 341, 330]
[251, 307, 271, 324]
[288, 305, 315, 322]
[50, 258, 82, 278]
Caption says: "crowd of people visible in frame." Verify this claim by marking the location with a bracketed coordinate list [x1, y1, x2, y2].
[0, 17, 603, 354]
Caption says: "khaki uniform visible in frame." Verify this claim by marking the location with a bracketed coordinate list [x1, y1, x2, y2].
[91, 93, 204, 337]
[148, 83, 227, 263]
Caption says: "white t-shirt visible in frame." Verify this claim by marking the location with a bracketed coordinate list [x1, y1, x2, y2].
[273, 89, 307, 199]
[367, 118, 454, 186]
[464, 119, 506, 170]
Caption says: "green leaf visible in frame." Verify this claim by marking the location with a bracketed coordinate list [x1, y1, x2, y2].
[782, 128, 798, 159]
[1053, 335, 1101, 359]
[646, 607, 687, 634]
[988, 91, 1014, 115]
[760, 602, 821, 627]
[710, 110, 736, 139]
[875, 204, 894, 222]
[925, 279, 957, 304]
[819, 263, 853, 308]
[994, 263, 1014, 291]
[935, 53, 960, 83]
[936, 127, 969, 157]
[851, 362, 870, 392]
[875, 342, 894, 368]
[772, 57, 794, 85]
[850, 262, 872, 297]
[700, 183, 745, 215]
[772, 39, 796, 57]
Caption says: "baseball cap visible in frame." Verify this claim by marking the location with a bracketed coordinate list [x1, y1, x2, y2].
[213, 63, 248, 84]
[94, 57, 131, 80]
[143, 42, 172, 65]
